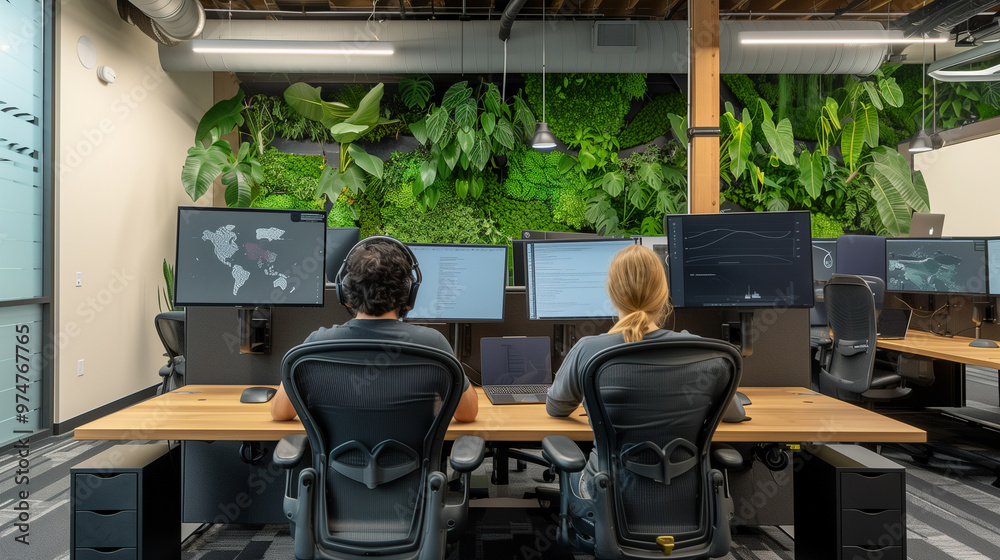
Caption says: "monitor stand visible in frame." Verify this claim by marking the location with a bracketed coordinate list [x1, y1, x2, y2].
[970, 305, 999, 348]
[239, 307, 272, 355]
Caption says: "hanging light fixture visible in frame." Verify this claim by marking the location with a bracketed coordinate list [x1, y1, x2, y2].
[531, 2, 557, 152]
[909, 36, 933, 154]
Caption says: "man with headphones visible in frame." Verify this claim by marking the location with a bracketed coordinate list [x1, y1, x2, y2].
[270, 236, 479, 422]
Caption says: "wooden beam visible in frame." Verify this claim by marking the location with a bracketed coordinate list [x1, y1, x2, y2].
[689, 0, 720, 214]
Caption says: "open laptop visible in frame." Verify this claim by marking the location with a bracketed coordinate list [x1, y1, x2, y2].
[907, 213, 945, 238]
[877, 308, 912, 340]
[480, 336, 553, 404]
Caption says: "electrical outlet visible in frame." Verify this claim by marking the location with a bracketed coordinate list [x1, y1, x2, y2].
[77, 359, 84, 377]
[75, 272, 82, 287]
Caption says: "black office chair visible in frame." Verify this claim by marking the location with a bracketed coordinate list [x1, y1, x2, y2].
[541, 338, 741, 560]
[272, 340, 485, 560]
[154, 311, 185, 394]
[820, 274, 911, 405]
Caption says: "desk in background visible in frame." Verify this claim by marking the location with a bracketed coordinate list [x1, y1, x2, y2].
[878, 329, 1000, 429]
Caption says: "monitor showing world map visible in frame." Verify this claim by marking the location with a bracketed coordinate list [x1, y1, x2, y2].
[174, 207, 327, 307]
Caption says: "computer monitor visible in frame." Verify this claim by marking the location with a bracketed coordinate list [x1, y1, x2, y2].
[836, 235, 886, 282]
[513, 230, 606, 286]
[885, 238, 987, 295]
[665, 211, 814, 308]
[405, 244, 508, 322]
[524, 238, 638, 320]
[812, 239, 837, 283]
[175, 207, 327, 307]
[989, 239, 1000, 296]
[324, 227, 361, 284]
[521, 230, 603, 240]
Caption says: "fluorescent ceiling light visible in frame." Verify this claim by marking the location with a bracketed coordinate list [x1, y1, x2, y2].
[928, 41, 1000, 82]
[191, 39, 394, 56]
[739, 30, 948, 45]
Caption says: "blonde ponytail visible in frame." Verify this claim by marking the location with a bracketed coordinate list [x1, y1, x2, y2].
[606, 245, 672, 343]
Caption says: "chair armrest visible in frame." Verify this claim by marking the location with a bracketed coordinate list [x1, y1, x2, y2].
[711, 443, 745, 470]
[542, 435, 586, 473]
[449, 435, 486, 473]
[274, 434, 309, 469]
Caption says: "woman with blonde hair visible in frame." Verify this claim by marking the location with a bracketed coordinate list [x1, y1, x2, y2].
[545, 244, 698, 523]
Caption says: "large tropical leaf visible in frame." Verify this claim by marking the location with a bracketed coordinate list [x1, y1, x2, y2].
[484, 85, 504, 116]
[344, 83, 386, 127]
[441, 139, 461, 172]
[317, 166, 340, 202]
[480, 113, 496, 136]
[513, 96, 536, 139]
[409, 119, 429, 144]
[454, 99, 477, 130]
[861, 81, 883, 110]
[456, 127, 475, 153]
[762, 117, 796, 165]
[347, 144, 384, 179]
[668, 114, 687, 145]
[283, 83, 352, 129]
[222, 165, 254, 208]
[869, 147, 929, 212]
[797, 150, 825, 199]
[840, 121, 865, 172]
[468, 130, 491, 171]
[727, 119, 753, 178]
[341, 165, 366, 195]
[879, 77, 904, 108]
[442, 81, 472, 110]
[869, 171, 910, 236]
[601, 171, 625, 197]
[330, 123, 371, 145]
[912, 170, 930, 210]
[420, 160, 437, 190]
[426, 106, 449, 144]
[492, 119, 516, 151]
[182, 142, 230, 202]
[857, 105, 880, 148]
[639, 162, 663, 190]
[195, 90, 245, 145]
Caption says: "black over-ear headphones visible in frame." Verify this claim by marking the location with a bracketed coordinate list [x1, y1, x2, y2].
[334, 236, 421, 317]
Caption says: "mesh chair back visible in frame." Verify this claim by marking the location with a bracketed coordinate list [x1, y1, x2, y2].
[583, 338, 741, 548]
[282, 340, 463, 552]
[154, 311, 185, 359]
[821, 274, 877, 396]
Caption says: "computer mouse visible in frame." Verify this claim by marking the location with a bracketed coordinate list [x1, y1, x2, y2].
[722, 396, 751, 423]
[240, 386, 277, 404]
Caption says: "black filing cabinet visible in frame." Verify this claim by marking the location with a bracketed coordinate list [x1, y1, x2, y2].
[71, 444, 180, 560]
[794, 444, 906, 560]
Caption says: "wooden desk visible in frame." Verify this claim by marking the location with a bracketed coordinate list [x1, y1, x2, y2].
[75, 385, 925, 444]
[877, 329, 1000, 370]
[878, 328, 1000, 428]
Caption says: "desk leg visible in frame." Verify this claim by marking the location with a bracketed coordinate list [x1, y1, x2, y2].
[492, 445, 509, 486]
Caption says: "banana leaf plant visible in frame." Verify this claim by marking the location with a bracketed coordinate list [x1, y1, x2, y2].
[181, 90, 264, 207]
[282, 82, 396, 203]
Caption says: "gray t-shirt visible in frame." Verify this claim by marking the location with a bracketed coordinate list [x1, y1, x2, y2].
[545, 329, 697, 417]
[303, 319, 470, 390]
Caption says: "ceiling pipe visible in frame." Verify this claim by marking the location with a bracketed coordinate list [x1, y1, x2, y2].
[499, 0, 530, 42]
[118, 0, 206, 45]
[892, 0, 998, 37]
[161, 19, 890, 75]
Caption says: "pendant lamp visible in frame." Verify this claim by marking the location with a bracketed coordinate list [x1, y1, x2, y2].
[909, 37, 933, 153]
[531, 3, 557, 152]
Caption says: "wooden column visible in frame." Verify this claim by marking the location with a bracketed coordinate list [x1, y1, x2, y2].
[688, 1, 720, 214]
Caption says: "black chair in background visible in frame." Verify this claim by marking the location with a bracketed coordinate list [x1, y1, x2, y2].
[154, 311, 185, 394]
[820, 274, 911, 406]
[542, 338, 741, 559]
[273, 340, 485, 560]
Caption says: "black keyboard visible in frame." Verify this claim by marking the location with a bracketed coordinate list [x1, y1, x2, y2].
[484, 385, 551, 395]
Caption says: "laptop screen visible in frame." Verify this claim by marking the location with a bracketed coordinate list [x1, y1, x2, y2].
[480, 337, 553, 386]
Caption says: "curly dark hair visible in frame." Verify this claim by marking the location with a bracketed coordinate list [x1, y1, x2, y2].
[341, 238, 414, 316]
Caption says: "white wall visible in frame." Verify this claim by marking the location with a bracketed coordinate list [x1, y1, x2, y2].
[55, 0, 213, 422]
[913, 133, 1000, 237]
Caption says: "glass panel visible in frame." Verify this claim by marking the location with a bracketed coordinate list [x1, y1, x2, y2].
[0, 0, 44, 302]
[0, 304, 43, 447]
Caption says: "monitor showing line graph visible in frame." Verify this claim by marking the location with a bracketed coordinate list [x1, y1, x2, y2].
[665, 211, 814, 308]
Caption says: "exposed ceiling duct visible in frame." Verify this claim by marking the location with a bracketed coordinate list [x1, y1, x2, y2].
[892, 0, 998, 38]
[118, 0, 206, 46]
[159, 20, 890, 76]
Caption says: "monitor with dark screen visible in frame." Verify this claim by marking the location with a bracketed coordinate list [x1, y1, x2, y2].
[835, 235, 886, 281]
[525, 238, 638, 320]
[665, 211, 813, 308]
[989, 239, 1000, 295]
[886, 238, 987, 295]
[405, 244, 508, 322]
[324, 227, 361, 284]
[812, 239, 837, 283]
[175, 207, 326, 307]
